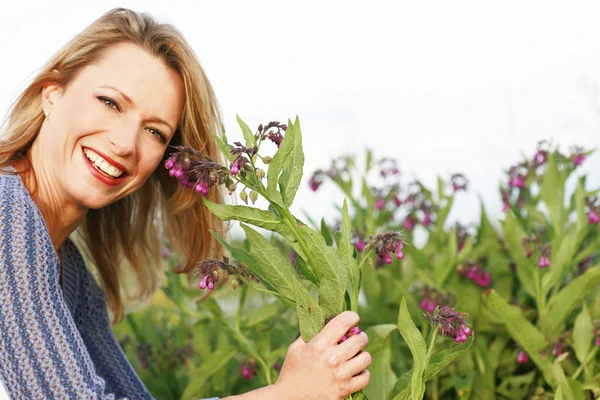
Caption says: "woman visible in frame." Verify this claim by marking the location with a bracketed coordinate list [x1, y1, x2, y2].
[0, 7, 371, 400]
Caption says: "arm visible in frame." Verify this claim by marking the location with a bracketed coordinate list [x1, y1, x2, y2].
[0, 177, 143, 399]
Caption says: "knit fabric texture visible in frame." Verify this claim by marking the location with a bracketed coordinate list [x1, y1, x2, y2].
[0, 172, 218, 400]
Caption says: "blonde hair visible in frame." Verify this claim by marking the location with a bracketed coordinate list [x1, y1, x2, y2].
[0, 8, 225, 322]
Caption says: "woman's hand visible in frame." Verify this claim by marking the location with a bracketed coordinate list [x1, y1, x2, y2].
[272, 311, 372, 400]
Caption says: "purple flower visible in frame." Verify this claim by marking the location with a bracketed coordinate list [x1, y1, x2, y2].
[308, 170, 325, 191]
[262, 121, 287, 148]
[195, 182, 209, 195]
[164, 146, 230, 195]
[422, 212, 432, 227]
[355, 240, 366, 252]
[366, 231, 405, 265]
[375, 197, 385, 210]
[393, 196, 402, 207]
[403, 217, 415, 231]
[451, 173, 468, 192]
[588, 209, 599, 224]
[509, 175, 526, 189]
[230, 158, 241, 175]
[539, 256, 550, 269]
[425, 305, 472, 343]
[517, 351, 528, 364]
[533, 151, 547, 166]
[573, 153, 586, 166]
[241, 360, 257, 380]
[502, 202, 510, 212]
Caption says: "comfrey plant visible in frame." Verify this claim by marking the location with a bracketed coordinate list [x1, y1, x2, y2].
[164, 117, 473, 400]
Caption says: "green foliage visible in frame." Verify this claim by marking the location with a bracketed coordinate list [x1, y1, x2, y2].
[114, 122, 600, 399]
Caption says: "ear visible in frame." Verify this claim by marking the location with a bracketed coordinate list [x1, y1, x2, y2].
[41, 69, 63, 115]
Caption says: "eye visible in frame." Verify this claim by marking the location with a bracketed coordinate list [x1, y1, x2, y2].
[97, 96, 120, 111]
[146, 127, 167, 144]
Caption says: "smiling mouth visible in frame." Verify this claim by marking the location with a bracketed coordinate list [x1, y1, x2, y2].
[83, 148, 126, 179]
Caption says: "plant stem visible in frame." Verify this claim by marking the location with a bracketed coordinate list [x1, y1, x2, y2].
[572, 347, 598, 379]
[425, 326, 439, 365]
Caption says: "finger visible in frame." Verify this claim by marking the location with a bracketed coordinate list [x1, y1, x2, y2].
[345, 369, 371, 397]
[313, 311, 359, 347]
[337, 332, 368, 360]
[342, 351, 372, 379]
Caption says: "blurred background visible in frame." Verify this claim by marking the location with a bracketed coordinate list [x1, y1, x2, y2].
[2, 0, 600, 229]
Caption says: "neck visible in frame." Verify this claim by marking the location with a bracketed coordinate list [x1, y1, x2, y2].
[14, 147, 88, 254]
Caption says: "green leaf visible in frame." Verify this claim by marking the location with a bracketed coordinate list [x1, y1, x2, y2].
[424, 334, 474, 380]
[482, 289, 554, 386]
[267, 119, 295, 205]
[321, 218, 334, 246]
[540, 152, 566, 235]
[203, 199, 286, 232]
[180, 346, 237, 400]
[242, 223, 325, 341]
[553, 357, 575, 400]
[365, 324, 398, 354]
[338, 200, 360, 312]
[279, 116, 305, 207]
[208, 124, 235, 162]
[397, 297, 426, 400]
[364, 338, 397, 400]
[502, 212, 536, 297]
[575, 179, 587, 234]
[300, 225, 346, 317]
[572, 304, 593, 364]
[236, 114, 256, 147]
[541, 232, 579, 295]
[388, 336, 474, 400]
[546, 264, 600, 337]
[554, 386, 564, 400]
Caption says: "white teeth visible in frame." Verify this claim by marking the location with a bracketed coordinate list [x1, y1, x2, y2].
[84, 149, 124, 178]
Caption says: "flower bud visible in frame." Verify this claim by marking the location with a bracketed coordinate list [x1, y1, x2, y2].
[250, 190, 259, 204]
[262, 156, 273, 164]
[240, 191, 248, 204]
[256, 168, 265, 180]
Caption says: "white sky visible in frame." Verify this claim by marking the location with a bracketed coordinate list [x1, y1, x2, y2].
[2, 1, 600, 231]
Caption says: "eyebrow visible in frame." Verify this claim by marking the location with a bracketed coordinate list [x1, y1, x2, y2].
[98, 85, 175, 133]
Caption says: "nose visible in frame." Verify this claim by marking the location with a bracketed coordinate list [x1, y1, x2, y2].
[106, 123, 138, 157]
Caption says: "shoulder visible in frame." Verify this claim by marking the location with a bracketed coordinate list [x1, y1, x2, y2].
[0, 172, 45, 236]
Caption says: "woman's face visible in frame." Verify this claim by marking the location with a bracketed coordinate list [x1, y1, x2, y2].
[39, 42, 184, 209]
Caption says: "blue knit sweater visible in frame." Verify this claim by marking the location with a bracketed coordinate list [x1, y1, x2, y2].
[0, 172, 218, 400]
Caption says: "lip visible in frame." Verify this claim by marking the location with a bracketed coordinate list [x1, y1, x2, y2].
[82, 147, 129, 187]
[83, 146, 129, 174]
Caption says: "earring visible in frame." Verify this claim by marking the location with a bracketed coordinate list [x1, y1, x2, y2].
[44, 111, 50, 118]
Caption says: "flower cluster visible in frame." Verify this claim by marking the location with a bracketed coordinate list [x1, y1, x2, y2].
[456, 261, 491, 288]
[419, 286, 454, 314]
[164, 146, 230, 195]
[377, 157, 400, 178]
[522, 236, 552, 269]
[364, 231, 405, 264]
[196, 257, 258, 291]
[451, 173, 468, 192]
[259, 121, 287, 148]
[241, 360, 258, 380]
[425, 305, 472, 343]
[499, 142, 592, 212]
